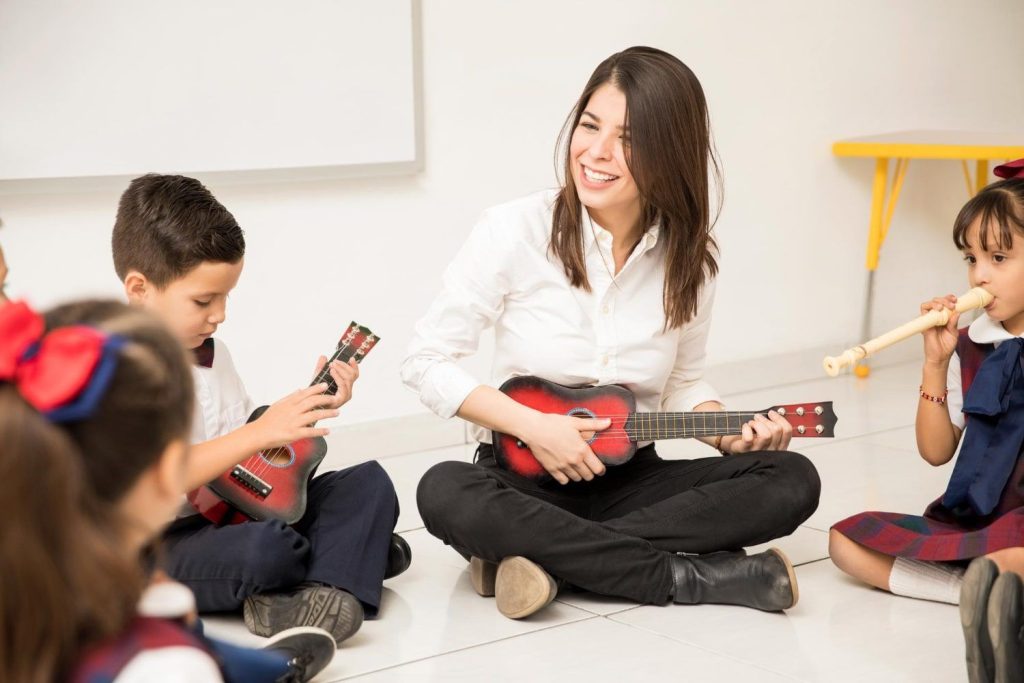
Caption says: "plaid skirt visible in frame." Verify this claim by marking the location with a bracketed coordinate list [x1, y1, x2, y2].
[832, 506, 1024, 561]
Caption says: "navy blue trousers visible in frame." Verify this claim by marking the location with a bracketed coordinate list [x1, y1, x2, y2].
[164, 462, 398, 617]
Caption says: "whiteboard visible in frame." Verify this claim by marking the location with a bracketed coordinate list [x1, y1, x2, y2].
[0, 0, 420, 180]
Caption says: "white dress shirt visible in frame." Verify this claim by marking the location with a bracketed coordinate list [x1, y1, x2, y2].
[179, 339, 256, 517]
[946, 312, 1022, 431]
[401, 189, 720, 443]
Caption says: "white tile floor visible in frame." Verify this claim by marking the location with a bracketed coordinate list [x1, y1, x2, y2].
[205, 359, 971, 682]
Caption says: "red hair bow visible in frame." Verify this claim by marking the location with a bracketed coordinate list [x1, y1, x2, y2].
[994, 158, 1024, 180]
[0, 301, 123, 421]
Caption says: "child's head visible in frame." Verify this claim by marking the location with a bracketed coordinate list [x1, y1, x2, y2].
[953, 176, 1024, 333]
[113, 173, 246, 349]
[0, 299, 193, 682]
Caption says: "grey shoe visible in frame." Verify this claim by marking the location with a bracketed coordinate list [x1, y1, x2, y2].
[244, 584, 364, 646]
[264, 626, 336, 682]
[961, 557, 999, 683]
[988, 570, 1024, 683]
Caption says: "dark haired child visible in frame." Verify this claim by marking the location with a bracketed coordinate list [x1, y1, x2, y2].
[0, 298, 334, 683]
[113, 174, 409, 645]
[829, 160, 1024, 680]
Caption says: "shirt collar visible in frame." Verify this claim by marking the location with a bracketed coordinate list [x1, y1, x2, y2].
[969, 312, 1022, 346]
[582, 208, 661, 254]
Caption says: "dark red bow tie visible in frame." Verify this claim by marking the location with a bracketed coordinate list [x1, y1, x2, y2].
[193, 337, 215, 368]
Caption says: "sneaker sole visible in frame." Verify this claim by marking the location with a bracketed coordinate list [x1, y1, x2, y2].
[988, 571, 1024, 683]
[244, 587, 364, 646]
[960, 558, 998, 683]
[495, 556, 557, 619]
[470, 556, 498, 597]
[768, 547, 799, 609]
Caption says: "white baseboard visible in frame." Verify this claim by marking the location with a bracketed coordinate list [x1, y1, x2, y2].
[324, 411, 468, 465]
[327, 342, 924, 462]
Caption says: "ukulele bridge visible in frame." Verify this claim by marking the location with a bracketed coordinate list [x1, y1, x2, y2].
[230, 466, 272, 499]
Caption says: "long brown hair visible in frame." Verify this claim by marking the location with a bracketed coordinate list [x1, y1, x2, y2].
[551, 46, 721, 329]
[0, 300, 193, 682]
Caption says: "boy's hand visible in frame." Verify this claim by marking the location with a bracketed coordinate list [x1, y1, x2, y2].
[253, 383, 339, 448]
[314, 355, 359, 409]
[0, 242, 9, 305]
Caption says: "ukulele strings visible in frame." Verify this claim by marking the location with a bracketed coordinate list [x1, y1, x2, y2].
[245, 331, 365, 479]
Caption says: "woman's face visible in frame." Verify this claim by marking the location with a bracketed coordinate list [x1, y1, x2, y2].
[569, 83, 641, 225]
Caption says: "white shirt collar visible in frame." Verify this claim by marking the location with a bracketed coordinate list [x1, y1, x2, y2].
[968, 312, 1023, 345]
[582, 208, 661, 254]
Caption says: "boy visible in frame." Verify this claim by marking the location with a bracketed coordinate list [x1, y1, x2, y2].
[113, 174, 410, 646]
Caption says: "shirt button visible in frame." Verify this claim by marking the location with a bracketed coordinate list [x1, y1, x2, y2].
[601, 355, 609, 366]
[602, 306, 610, 315]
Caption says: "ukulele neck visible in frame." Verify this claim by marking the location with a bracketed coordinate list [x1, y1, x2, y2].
[625, 411, 764, 441]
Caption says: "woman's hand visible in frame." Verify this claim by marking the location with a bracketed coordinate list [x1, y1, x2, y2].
[722, 411, 792, 453]
[921, 295, 959, 365]
[519, 413, 611, 485]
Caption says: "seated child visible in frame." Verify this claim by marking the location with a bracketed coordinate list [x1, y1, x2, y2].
[0, 298, 334, 683]
[830, 160, 1024, 617]
[112, 174, 410, 645]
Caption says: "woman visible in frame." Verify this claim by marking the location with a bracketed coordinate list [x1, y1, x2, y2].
[402, 46, 820, 619]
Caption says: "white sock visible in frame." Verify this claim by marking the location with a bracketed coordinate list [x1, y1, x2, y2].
[888, 556, 965, 605]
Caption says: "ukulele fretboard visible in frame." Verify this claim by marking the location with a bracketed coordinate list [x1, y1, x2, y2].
[625, 411, 767, 441]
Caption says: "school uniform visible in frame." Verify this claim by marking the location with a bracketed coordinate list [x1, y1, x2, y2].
[71, 582, 295, 683]
[403, 190, 821, 604]
[834, 313, 1024, 560]
[162, 339, 398, 617]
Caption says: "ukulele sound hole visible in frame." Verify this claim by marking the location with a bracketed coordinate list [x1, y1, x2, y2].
[259, 444, 296, 468]
[566, 407, 599, 444]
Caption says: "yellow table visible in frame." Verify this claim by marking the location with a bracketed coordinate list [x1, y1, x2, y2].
[833, 130, 1024, 376]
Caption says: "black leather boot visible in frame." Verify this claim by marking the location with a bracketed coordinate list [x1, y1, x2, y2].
[670, 547, 798, 611]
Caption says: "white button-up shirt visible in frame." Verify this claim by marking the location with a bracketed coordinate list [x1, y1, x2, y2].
[946, 312, 1022, 431]
[401, 189, 720, 443]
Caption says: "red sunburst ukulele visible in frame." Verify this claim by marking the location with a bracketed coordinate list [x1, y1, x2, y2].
[187, 322, 380, 525]
[493, 376, 837, 481]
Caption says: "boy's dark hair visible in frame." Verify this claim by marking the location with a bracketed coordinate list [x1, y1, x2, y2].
[112, 174, 245, 287]
[953, 178, 1024, 251]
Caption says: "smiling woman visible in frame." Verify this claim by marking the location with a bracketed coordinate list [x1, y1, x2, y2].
[402, 46, 821, 621]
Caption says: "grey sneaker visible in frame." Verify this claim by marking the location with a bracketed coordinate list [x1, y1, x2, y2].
[244, 584, 364, 646]
[264, 626, 336, 682]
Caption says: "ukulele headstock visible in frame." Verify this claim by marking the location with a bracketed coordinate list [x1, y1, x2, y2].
[337, 322, 380, 363]
[766, 401, 837, 437]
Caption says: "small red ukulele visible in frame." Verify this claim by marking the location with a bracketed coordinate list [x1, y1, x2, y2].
[492, 376, 837, 481]
[187, 322, 380, 525]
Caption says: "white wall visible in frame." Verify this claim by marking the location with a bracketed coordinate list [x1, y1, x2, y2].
[2, 0, 1023, 427]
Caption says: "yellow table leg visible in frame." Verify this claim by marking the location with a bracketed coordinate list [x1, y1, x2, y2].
[975, 160, 989, 195]
[858, 157, 890, 378]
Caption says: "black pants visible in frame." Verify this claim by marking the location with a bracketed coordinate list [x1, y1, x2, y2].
[417, 444, 820, 605]
[164, 462, 398, 617]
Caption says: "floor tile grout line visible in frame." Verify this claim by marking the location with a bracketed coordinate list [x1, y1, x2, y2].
[333, 613, 602, 681]
[600, 612, 806, 682]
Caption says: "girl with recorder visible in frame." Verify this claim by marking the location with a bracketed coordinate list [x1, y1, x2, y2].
[829, 160, 1024, 682]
